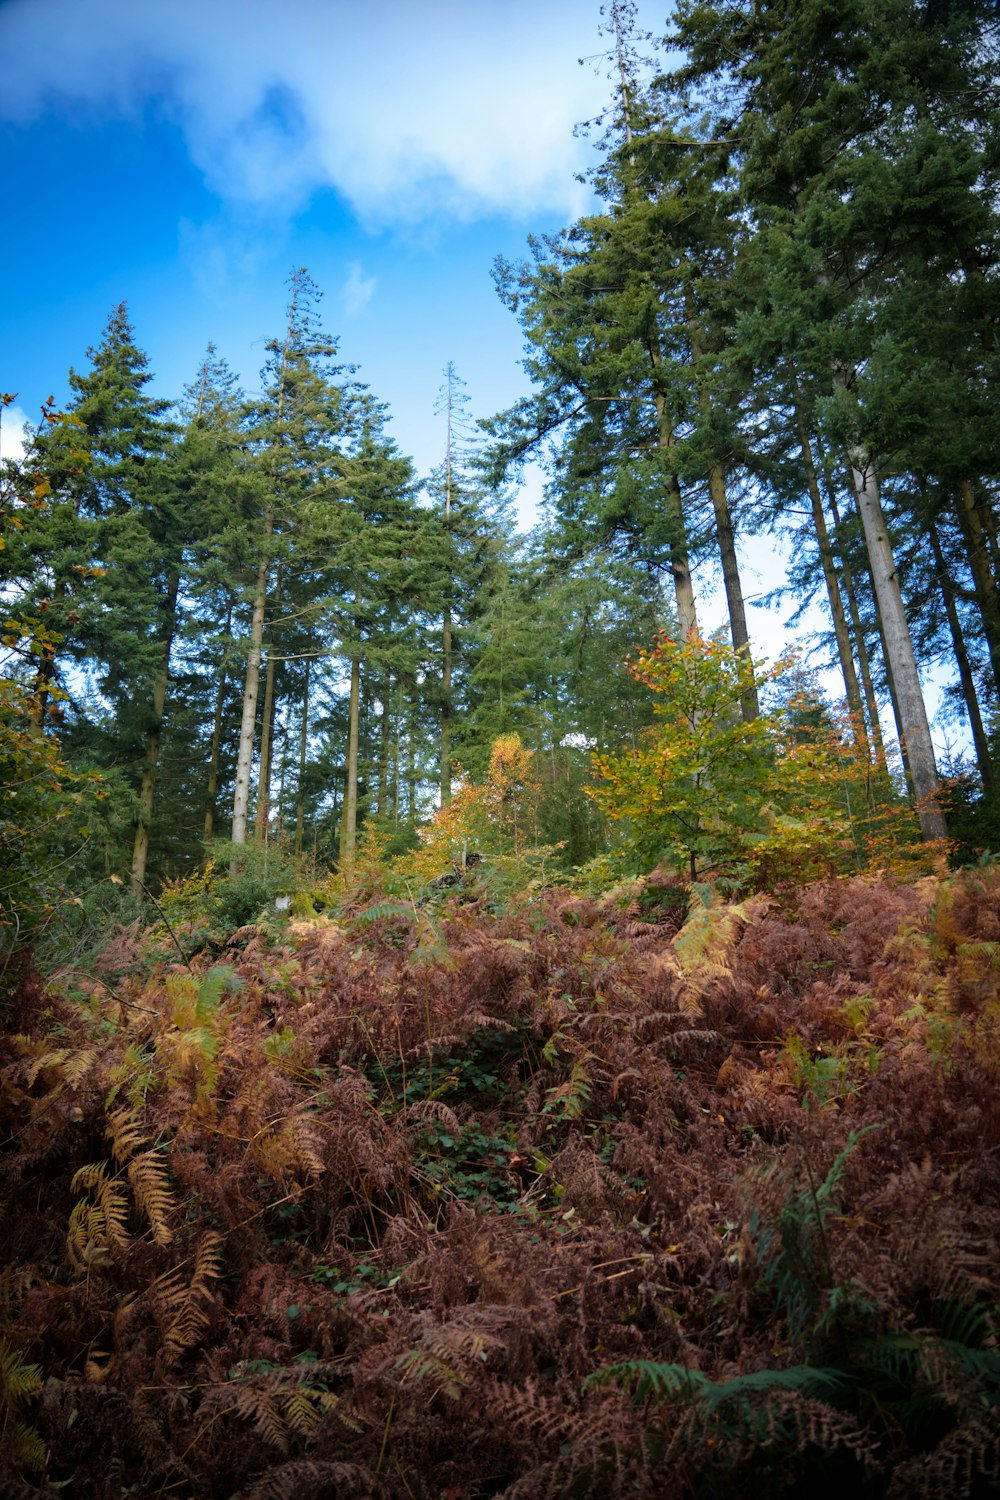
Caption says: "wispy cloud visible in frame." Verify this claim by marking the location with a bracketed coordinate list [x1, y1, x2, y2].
[0, 404, 31, 465]
[0, 0, 612, 224]
[341, 262, 376, 316]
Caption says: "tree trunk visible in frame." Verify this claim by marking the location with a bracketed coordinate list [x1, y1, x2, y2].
[847, 449, 946, 841]
[232, 287, 297, 862]
[820, 463, 888, 770]
[648, 338, 698, 635]
[378, 685, 391, 816]
[203, 605, 232, 841]
[442, 602, 453, 807]
[796, 410, 868, 749]
[339, 607, 361, 865]
[707, 461, 758, 721]
[231, 537, 271, 856]
[441, 370, 455, 808]
[131, 574, 180, 889]
[686, 304, 757, 720]
[954, 478, 1000, 696]
[254, 568, 283, 846]
[928, 515, 994, 791]
[254, 644, 279, 845]
[294, 655, 311, 856]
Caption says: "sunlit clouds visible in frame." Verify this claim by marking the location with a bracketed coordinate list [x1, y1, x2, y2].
[0, 0, 606, 224]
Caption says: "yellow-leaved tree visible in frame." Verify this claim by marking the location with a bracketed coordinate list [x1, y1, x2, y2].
[588, 630, 909, 886]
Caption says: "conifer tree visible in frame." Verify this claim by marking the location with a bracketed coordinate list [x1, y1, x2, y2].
[230, 269, 344, 853]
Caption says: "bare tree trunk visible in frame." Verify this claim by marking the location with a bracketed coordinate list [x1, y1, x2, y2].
[131, 574, 180, 889]
[441, 368, 456, 807]
[231, 537, 271, 856]
[707, 460, 758, 721]
[407, 695, 417, 826]
[442, 602, 453, 807]
[821, 466, 888, 770]
[231, 283, 299, 862]
[847, 449, 946, 841]
[378, 684, 391, 816]
[796, 411, 868, 749]
[294, 655, 311, 856]
[254, 647, 278, 845]
[687, 303, 757, 720]
[955, 478, 1000, 696]
[339, 599, 362, 865]
[928, 516, 994, 791]
[203, 605, 232, 841]
[253, 570, 283, 845]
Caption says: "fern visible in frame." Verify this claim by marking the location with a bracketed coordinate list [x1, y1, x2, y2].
[672, 894, 769, 1018]
[0, 1337, 44, 1470]
[542, 1058, 593, 1121]
[153, 1231, 222, 1370]
[67, 1161, 130, 1269]
[105, 1104, 148, 1164]
[395, 1347, 468, 1400]
[585, 1358, 848, 1411]
[127, 1149, 175, 1244]
[751, 1126, 881, 1345]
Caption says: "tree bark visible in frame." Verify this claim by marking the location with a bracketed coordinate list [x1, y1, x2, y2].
[294, 655, 310, 856]
[131, 573, 180, 889]
[231, 537, 271, 856]
[847, 449, 946, 841]
[954, 478, 1000, 696]
[253, 570, 283, 845]
[231, 285, 298, 861]
[821, 468, 888, 770]
[687, 304, 757, 720]
[441, 369, 455, 808]
[796, 410, 868, 750]
[378, 684, 391, 816]
[928, 516, 994, 791]
[647, 336, 698, 636]
[339, 594, 362, 865]
[203, 605, 232, 841]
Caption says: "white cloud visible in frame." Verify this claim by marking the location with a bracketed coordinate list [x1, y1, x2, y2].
[0, 404, 31, 465]
[341, 262, 377, 316]
[0, 0, 614, 224]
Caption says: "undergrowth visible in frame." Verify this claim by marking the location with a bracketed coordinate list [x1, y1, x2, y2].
[0, 863, 998, 1496]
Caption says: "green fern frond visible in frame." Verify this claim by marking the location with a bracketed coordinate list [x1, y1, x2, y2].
[585, 1358, 848, 1413]
[584, 1358, 707, 1403]
[352, 900, 414, 929]
[0, 1338, 42, 1403]
[542, 1059, 593, 1121]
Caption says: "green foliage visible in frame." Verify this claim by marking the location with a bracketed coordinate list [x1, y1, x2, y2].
[751, 1128, 880, 1346]
[590, 631, 853, 884]
[158, 841, 309, 939]
[0, 1336, 45, 1472]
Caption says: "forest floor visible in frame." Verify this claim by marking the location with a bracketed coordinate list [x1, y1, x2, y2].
[1, 863, 999, 1498]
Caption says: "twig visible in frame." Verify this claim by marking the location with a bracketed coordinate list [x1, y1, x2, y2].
[133, 877, 194, 972]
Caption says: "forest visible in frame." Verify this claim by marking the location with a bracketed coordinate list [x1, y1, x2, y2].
[0, 1, 998, 1495]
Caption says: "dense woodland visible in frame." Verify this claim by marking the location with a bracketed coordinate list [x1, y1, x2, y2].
[1, 2, 999, 1495]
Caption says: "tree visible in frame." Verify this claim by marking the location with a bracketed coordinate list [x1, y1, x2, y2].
[230, 269, 344, 853]
[659, 0, 1000, 839]
[590, 630, 860, 883]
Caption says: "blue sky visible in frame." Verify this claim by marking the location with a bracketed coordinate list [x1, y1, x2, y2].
[0, 0, 616, 495]
[0, 0, 963, 747]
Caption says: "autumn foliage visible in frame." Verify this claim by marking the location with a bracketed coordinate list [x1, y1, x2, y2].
[590, 631, 924, 885]
[1, 856, 999, 1497]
